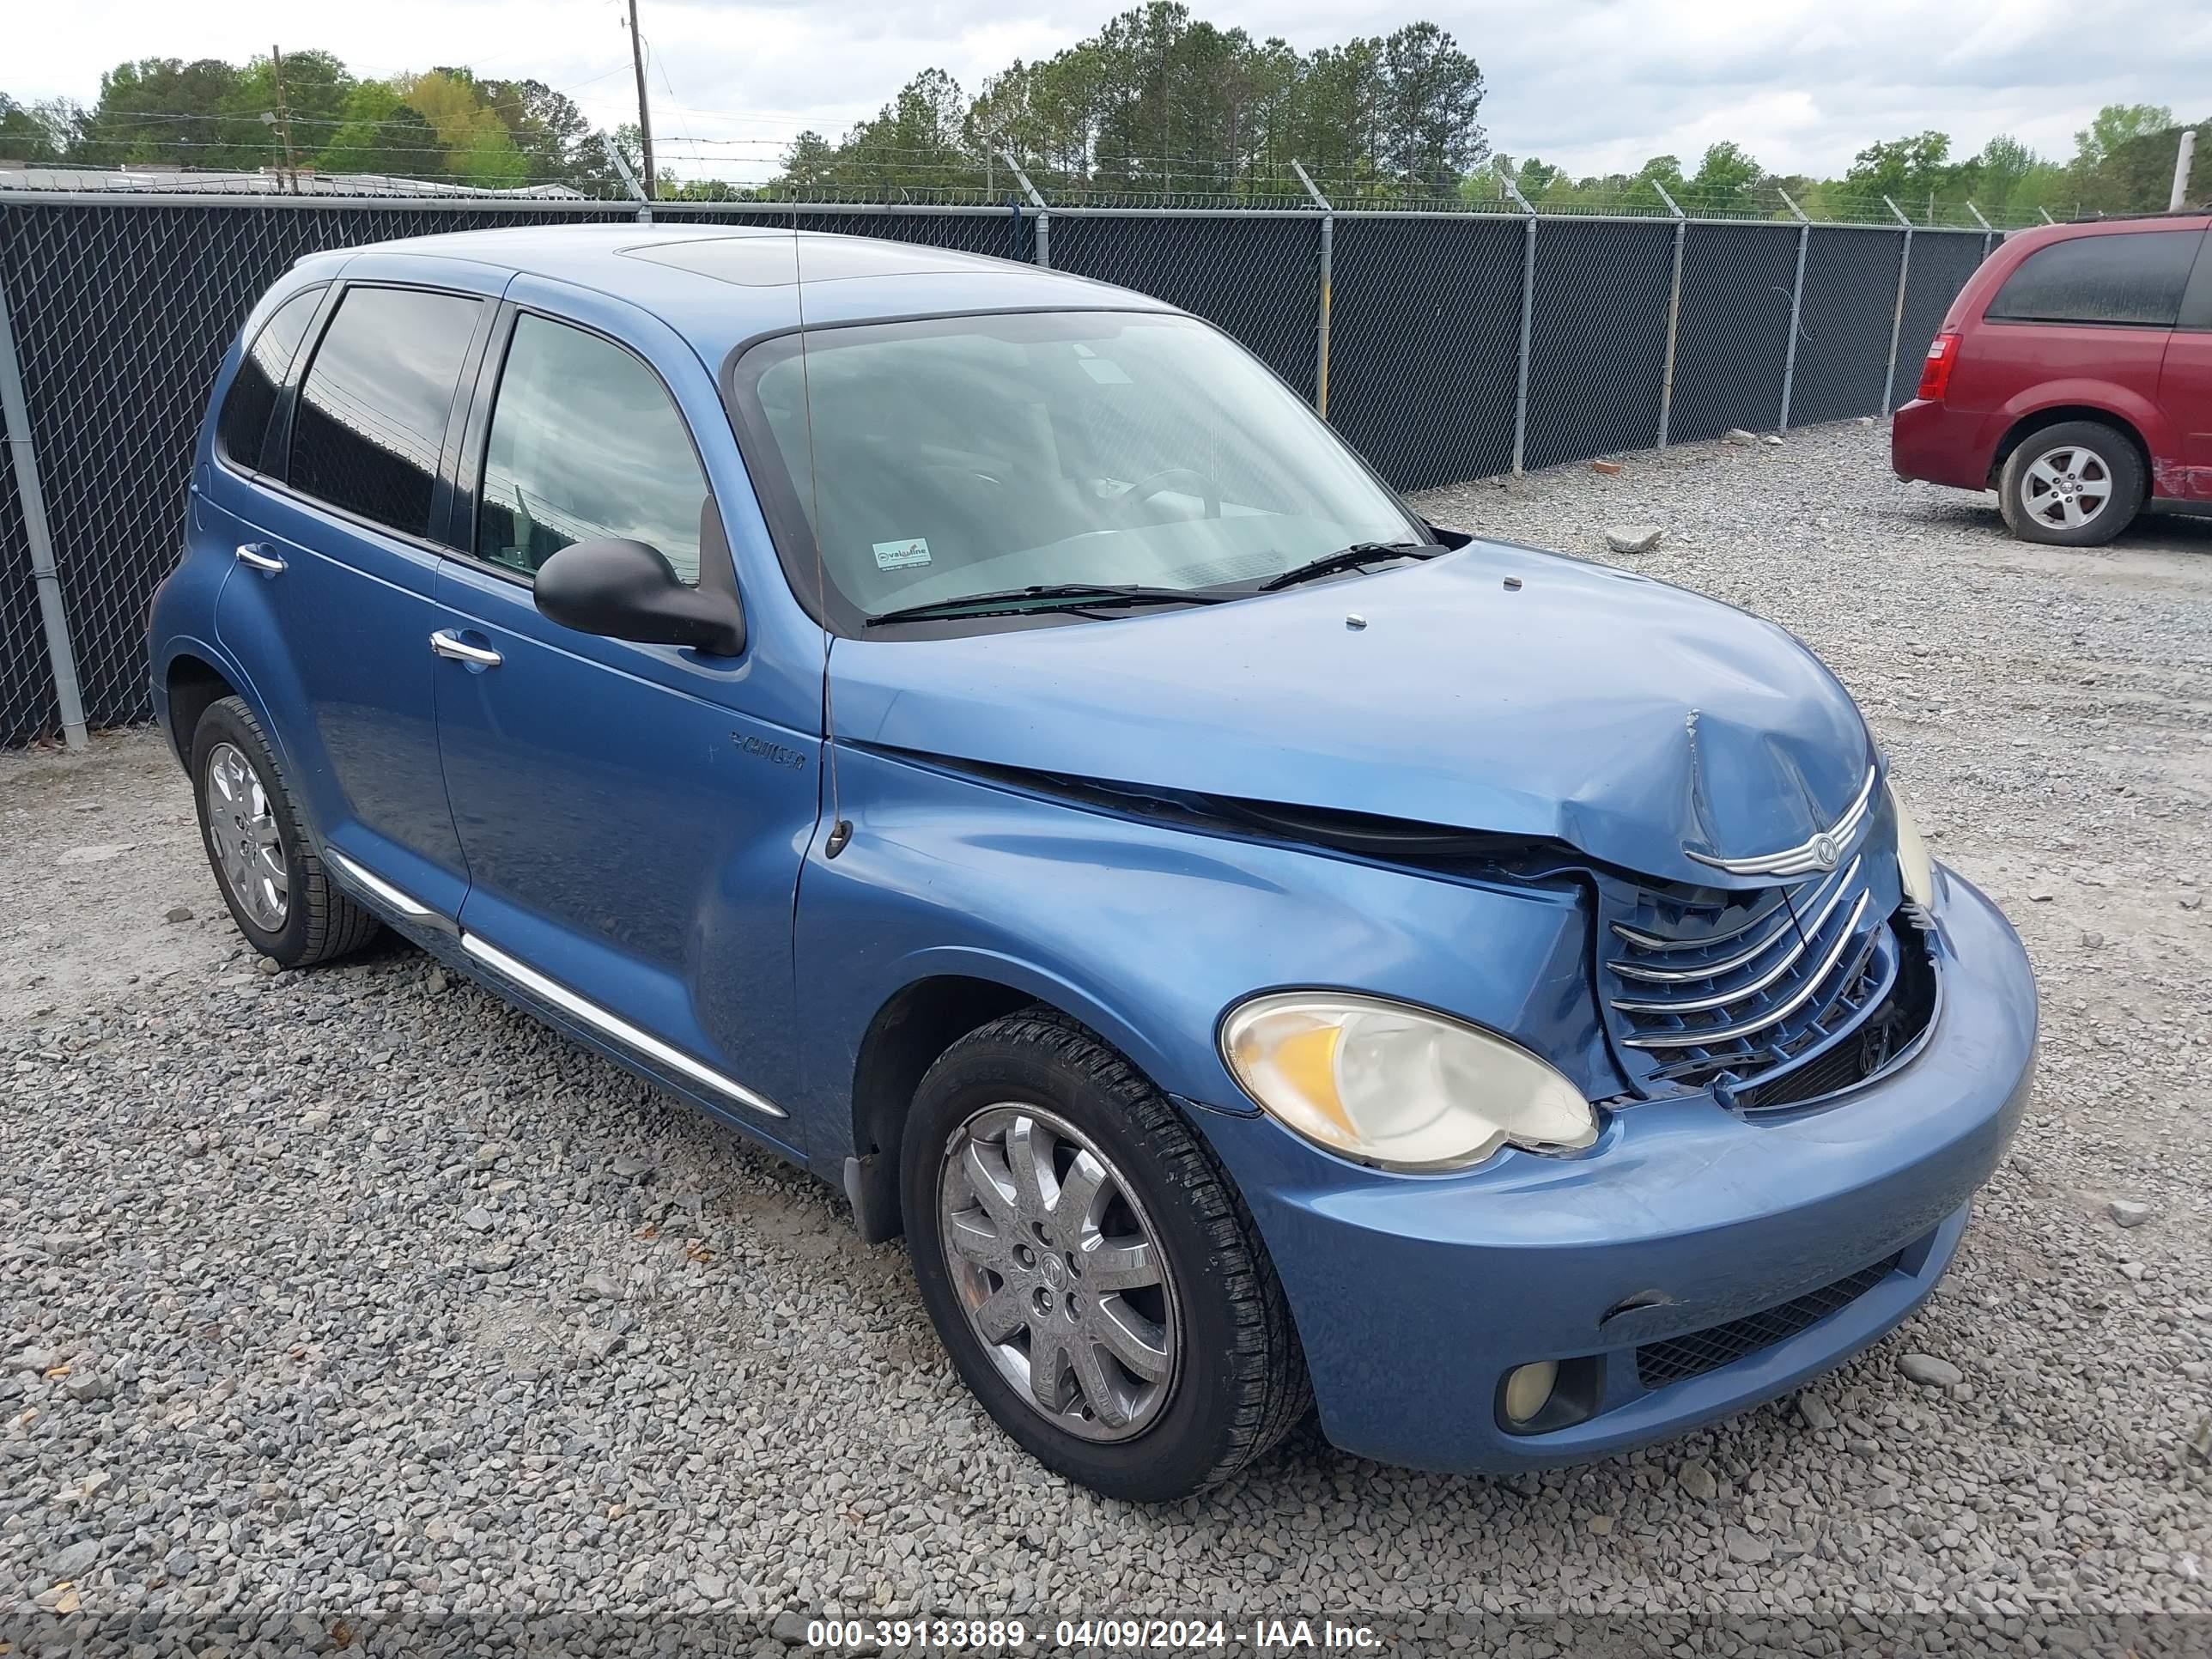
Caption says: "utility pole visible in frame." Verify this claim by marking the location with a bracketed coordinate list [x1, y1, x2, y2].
[625, 2, 656, 200]
[2172, 129, 2198, 212]
[270, 44, 299, 193]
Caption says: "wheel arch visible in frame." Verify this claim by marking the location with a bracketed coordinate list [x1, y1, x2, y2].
[164, 651, 240, 769]
[843, 973, 1042, 1244]
[1985, 403, 2153, 492]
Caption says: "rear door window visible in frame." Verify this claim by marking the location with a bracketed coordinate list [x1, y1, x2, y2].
[2180, 234, 2212, 330]
[216, 287, 322, 472]
[286, 285, 483, 539]
[1985, 230, 2201, 328]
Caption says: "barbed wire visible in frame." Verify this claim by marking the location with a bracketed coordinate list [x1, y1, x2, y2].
[0, 108, 2066, 227]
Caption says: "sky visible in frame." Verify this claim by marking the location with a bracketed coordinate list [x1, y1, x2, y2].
[10, 0, 2210, 185]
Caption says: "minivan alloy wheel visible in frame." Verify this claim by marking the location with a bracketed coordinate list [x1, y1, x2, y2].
[203, 739, 288, 931]
[2019, 442, 2112, 532]
[938, 1103, 1182, 1442]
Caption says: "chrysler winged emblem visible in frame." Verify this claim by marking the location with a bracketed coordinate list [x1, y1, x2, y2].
[1686, 770, 1872, 879]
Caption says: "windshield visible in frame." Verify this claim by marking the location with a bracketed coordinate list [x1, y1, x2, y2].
[733, 310, 1424, 629]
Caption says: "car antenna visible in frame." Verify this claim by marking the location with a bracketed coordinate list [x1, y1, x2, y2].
[790, 226, 852, 859]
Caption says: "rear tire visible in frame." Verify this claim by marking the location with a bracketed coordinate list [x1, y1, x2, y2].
[1997, 420, 2142, 547]
[901, 1009, 1310, 1502]
[191, 696, 381, 969]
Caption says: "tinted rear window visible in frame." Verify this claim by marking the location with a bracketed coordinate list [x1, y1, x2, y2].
[216, 288, 322, 471]
[1986, 229, 2201, 328]
[287, 286, 483, 539]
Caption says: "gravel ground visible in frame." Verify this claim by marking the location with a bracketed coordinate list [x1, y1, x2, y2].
[3, 422, 2209, 1656]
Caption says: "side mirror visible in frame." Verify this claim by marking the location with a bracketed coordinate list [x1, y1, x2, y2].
[534, 538, 745, 657]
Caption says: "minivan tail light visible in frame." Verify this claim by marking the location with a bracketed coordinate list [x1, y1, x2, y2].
[1917, 331, 1960, 403]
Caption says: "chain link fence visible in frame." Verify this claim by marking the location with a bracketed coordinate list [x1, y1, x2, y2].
[1328, 215, 1527, 490]
[0, 188, 1998, 747]
[1522, 218, 1677, 473]
[1899, 230, 1994, 407]
[0, 389, 49, 744]
[1789, 228, 1907, 428]
[1048, 212, 1321, 401]
[1664, 222, 1802, 446]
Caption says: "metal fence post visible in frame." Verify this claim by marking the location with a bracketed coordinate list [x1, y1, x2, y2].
[1291, 161, 1332, 418]
[1652, 180, 1686, 450]
[1966, 201, 1994, 264]
[0, 260, 88, 751]
[599, 132, 652, 223]
[1002, 154, 1049, 269]
[1881, 194, 1915, 414]
[1776, 189, 1809, 436]
[1502, 173, 1536, 477]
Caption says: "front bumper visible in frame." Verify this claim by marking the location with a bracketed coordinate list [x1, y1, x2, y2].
[1199, 865, 2034, 1474]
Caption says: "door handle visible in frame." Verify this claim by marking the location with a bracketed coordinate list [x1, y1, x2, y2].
[428, 629, 502, 668]
[234, 544, 285, 574]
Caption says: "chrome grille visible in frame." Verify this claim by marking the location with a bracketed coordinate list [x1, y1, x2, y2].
[1597, 809, 1905, 1099]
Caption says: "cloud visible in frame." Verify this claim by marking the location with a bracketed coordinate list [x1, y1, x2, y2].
[14, 0, 2211, 186]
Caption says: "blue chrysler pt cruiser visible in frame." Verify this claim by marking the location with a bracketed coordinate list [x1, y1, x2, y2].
[151, 225, 2037, 1501]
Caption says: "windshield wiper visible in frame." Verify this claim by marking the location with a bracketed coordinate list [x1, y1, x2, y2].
[864, 583, 1231, 628]
[1255, 540, 1442, 592]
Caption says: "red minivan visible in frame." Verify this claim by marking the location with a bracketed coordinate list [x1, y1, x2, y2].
[1892, 211, 2212, 544]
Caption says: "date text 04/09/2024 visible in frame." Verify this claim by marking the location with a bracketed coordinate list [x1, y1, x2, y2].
[804, 1619, 1384, 1650]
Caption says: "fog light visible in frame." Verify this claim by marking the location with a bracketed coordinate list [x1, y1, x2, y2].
[1503, 1360, 1559, 1425]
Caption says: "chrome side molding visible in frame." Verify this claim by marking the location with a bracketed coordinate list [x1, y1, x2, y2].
[461, 934, 788, 1120]
[321, 848, 787, 1122]
[326, 848, 448, 927]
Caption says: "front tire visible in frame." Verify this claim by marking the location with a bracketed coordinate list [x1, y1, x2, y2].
[191, 696, 381, 969]
[902, 1010, 1310, 1502]
[1998, 420, 2142, 546]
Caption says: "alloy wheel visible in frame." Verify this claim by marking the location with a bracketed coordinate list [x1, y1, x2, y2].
[937, 1103, 1182, 1442]
[2020, 444, 2112, 532]
[203, 739, 288, 932]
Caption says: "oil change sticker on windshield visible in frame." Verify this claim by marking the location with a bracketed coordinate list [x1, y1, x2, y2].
[1078, 357, 1133, 385]
[872, 538, 931, 570]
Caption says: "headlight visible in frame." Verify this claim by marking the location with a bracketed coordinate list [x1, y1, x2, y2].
[1888, 779, 1935, 908]
[1220, 992, 1598, 1172]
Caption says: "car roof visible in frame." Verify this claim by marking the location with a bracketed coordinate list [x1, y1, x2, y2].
[1998, 210, 2212, 253]
[298, 222, 1177, 363]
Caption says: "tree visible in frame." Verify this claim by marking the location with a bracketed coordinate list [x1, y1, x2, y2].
[1294, 38, 1388, 187]
[1973, 134, 2034, 208]
[2071, 102, 2174, 170]
[318, 100, 440, 179]
[477, 77, 592, 181]
[231, 49, 354, 146]
[762, 3, 1485, 203]
[76, 57, 250, 168]
[1840, 128, 1964, 208]
[0, 94, 74, 162]
[1513, 155, 1563, 198]
[780, 131, 836, 186]
[1688, 140, 1764, 210]
[1376, 22, 1485, 188]
[313, 80, 400, 173]
[1972, 133, 2064, 219]
[453, 123, 529, 187]
[827, 68, 971, 191]
[2061, 104, 2203, 216]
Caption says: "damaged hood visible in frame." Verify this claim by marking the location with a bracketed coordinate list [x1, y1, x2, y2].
[829, 541, 1875, 890]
